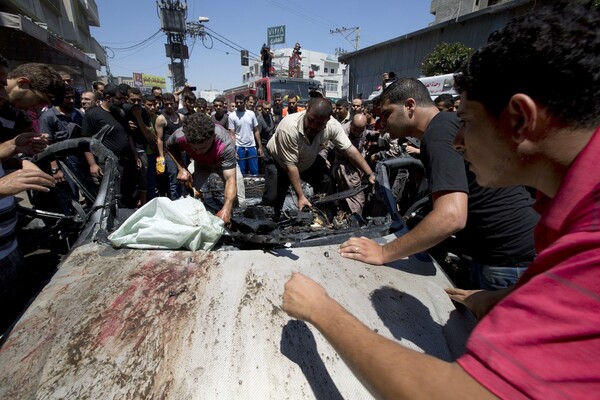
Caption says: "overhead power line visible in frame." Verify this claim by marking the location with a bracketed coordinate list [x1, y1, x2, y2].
[202, 26, 260, 59]
[104, 30, 163, 51]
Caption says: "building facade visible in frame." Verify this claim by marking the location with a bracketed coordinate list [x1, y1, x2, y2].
[0, 0, 105, 91]
[339, 0, 553, 100]
[430, 0, 514, 24]
[242, 47, 346, 101]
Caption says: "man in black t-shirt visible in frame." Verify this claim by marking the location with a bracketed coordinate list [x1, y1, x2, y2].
[82, 84, 141, 207]
[340, 78, 539, 290]
[210, 96, 229, 129]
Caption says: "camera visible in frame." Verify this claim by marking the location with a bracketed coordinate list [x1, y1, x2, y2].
[188, 86, 197, 91]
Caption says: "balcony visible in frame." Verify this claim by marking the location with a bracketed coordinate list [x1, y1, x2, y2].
[78, 0, 100, 26]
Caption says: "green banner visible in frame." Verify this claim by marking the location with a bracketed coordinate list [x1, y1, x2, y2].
[267, 25, 285, 46]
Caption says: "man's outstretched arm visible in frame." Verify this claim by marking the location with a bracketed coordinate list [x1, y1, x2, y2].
[282, 272, 494, 400]
[339, 190, 468, 265]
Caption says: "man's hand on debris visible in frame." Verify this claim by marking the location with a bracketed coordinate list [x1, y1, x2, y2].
[298, 195, 312, 211]
[339, 236, 385, 265]
[282, 272, 330, 323]
[176, 168, 192, 183]
[216, 207, 232, 226]
[89, 163, 103, 178]
[444, 286, 514, 319]
[367, 172, 377, 185]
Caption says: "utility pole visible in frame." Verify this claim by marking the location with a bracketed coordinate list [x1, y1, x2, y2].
[330, 27, 361, 52]
[103, 46, 114, 84]
[157, 0, 189, 90]
[334, 47, 348, 58]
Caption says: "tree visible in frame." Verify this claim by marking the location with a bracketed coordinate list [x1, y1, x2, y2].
[421, 42, 473, 77]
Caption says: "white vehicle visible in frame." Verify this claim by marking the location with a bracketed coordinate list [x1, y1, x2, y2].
[418, 73, 457, 99]
[366, 73, 456, 102]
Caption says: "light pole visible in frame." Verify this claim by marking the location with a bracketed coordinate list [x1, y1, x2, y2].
[157, 0, 188, 90]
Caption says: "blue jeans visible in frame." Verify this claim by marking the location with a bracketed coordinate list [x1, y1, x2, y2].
[237, 146, 258, 175]
[164, 152, 183, 200]
[468, 259, 531, 290]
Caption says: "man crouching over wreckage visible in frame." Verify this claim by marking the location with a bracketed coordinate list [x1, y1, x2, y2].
[264, 96, 376, 221]
[283, 1, 600, 398]
[166, 112, 245, 225]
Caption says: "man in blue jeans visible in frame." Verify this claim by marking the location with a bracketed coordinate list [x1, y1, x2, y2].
[228, 93, 263, 175]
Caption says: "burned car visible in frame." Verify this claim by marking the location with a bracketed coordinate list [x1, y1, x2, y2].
[0, 138, 475, 399]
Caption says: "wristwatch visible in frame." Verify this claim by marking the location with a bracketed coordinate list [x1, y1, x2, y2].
[51, 167, 60, 174]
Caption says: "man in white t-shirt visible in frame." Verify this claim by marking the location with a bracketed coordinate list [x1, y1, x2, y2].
[228, 93, 263, 175]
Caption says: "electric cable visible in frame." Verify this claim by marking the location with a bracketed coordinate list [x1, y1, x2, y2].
[104, 30, 162, 51]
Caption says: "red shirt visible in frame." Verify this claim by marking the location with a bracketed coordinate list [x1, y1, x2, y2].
[458, 126, 600, 399]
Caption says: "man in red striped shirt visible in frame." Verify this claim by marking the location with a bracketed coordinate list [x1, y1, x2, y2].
[282, 1, 600, 398]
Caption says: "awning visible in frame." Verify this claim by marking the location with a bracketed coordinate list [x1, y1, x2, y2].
[0, 11, 101, 70]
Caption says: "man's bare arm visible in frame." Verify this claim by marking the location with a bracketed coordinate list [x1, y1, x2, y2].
[345, 146, 373, 176]
[254, 127, 263, 156]
[217, 167, 237, 224]
[283, 273, 494, 400]
[445, 286, 514, 319]
[340, 191, 468, 265]
[155, 115, 166, 158]
[228, 129, 237, 151]
[282, 163, 311, 209]
[132, 106, 155, 143]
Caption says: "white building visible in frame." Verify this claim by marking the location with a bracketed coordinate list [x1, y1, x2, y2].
[198, 89, 222, 103]
[242, 47, 346, 101]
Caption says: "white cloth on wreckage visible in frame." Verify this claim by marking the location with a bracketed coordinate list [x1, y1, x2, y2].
[108, 197, 225, 251]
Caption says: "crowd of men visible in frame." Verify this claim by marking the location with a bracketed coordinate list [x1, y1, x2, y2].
[0, 0, 598, 396]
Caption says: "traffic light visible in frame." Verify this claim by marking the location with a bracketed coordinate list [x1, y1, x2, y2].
[241, 50, 249, 66]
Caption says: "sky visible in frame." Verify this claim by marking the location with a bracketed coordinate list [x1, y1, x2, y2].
[92, 1, 435, 92]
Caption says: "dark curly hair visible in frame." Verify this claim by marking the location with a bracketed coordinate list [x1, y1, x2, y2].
[183, 112, 215, 144]
[454, 0, 600, 129]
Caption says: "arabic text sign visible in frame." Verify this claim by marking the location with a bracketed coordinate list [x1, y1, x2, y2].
[142, 74, 167, 89]
[267, 25, 285, 46]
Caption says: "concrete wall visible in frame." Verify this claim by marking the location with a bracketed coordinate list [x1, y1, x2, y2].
[430, 0, 515, 24]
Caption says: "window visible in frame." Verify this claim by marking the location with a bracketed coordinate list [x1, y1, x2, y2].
[330, 69, 336, 74]
[324, 68, 328, 73]
[324, 80, 338, 93]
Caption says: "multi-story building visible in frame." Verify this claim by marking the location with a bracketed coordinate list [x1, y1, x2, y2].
[0, 0, 105, 90]
[242, 47, 346, 101]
